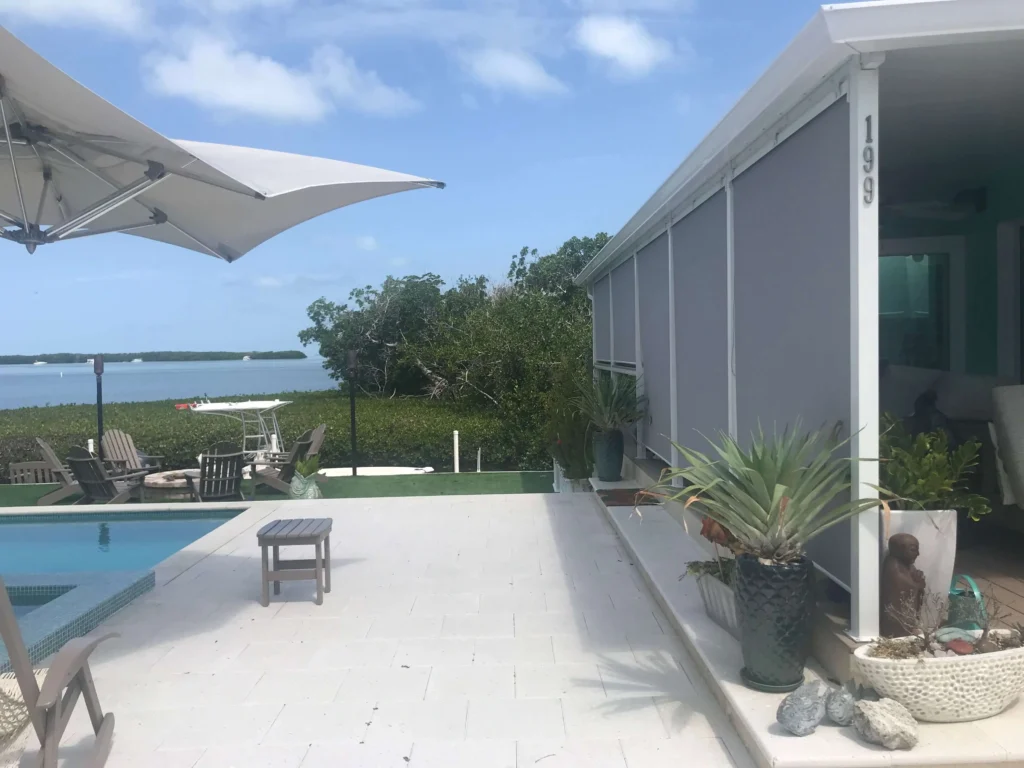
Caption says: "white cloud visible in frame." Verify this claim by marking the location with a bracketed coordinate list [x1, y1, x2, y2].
[390, 256, 411, 268]
[574, 15, 672, 77]
[312, 48, 421, 117]
[197, 0, 293, 12]
[462, 48, 567, 97]
[145, 35, 419, 121]
[355, 235, 379, 252]
[0, 0, 146, 34]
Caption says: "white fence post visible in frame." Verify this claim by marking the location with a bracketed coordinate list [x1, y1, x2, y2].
[476, 447, 481, 473]
[453, 430, 460, 473]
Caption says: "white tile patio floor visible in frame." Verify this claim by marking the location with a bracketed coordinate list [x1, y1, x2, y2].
[8, 494, 755, 768]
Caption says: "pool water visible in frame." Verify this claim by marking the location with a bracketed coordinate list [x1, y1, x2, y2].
[0, 515, 236, 573]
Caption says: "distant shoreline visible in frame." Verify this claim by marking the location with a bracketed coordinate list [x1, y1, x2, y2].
[0, 351, 307, 365]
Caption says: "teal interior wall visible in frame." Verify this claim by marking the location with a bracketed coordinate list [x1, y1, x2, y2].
[881, 178, 1024, 376]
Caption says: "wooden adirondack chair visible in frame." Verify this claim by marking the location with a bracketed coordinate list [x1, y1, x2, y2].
[307, 424, 327, 459]
[65, 447, 146, 505]
[100, 430, 162, 474]
[252, 430, 313, 495]
[187, 442, 245, 502]
[0, 576, 117, 768]
[6, 439, 81, 506]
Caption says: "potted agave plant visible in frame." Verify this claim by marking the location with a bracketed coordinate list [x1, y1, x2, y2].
[878, 413, 989, 597]
[547, 358, 595, 492]
[654, 422, 884, 693]
[573, 371, 646, 482]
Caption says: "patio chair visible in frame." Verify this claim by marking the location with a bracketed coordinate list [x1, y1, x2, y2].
[307, 423, 327, 459]
[252, 430, 313, 495]
[0, 576, 117, 768]
[187, 442, 245, 502]
[6, 439, 81, 506]
[66, 447, 147, 505]
[100, 429, 163, 474]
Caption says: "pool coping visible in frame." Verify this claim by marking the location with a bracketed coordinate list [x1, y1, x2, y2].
[1, 570, 155, 672]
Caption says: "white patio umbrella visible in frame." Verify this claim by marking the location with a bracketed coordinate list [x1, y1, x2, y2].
[0, 26, 444, 259]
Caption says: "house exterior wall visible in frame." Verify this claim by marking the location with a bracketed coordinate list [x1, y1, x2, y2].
[732, 97, 853, 585]
[672, 190, 730, 451]
[611, 258, 636, 366]
[637, 233, 673, 462]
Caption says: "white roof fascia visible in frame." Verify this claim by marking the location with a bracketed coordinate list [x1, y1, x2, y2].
[576, 0, 1024, 285]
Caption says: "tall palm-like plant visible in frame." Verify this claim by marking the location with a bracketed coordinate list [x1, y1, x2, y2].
[572, 371, 646, 431]
[654, 422, 883, 563]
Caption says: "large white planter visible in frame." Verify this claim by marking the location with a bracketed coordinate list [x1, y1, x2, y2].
[696, 574, 740, 641]
[881, 508, 957, 596]
[854, 630, 1024, 722]
[552, 461, 590, 493]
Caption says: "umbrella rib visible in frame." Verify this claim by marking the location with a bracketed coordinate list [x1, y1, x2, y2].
[2, 94, 69, 223]
[45, 169, 166, 241]
[44, 129, 266, 200]
[40, 142, 228, 260]
[0, 92, 28, 229]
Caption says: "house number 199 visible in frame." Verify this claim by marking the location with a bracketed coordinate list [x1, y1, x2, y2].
[862, 115, 875, 205]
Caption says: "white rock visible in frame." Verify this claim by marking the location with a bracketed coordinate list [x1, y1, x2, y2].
[853, 698, 918, 750]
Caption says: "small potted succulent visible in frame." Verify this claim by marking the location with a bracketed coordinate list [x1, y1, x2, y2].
[878, 413, 989, 598]
[683, 517, 740, 640]
[855, 589, 1024, 722]
[653, 422, 884, 692]
[289, 456, 323, 500]
[572, 371, 646, 482]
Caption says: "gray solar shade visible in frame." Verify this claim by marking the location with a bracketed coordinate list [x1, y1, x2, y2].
[637, 232, 672, 462]
[593, 274, 611, 362]
[732, 97, 852, 586]
[611, 257, 636, 365]
[672, 190, 729, 453]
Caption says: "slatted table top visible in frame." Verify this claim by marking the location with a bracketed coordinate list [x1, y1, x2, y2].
[257, 518, 332, 542]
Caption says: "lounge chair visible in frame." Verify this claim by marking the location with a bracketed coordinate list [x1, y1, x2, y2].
[100, 429, 163, 475]
[6, 439, 81, 506]
[66, 447, 147, 505]
[252, 430, 313, 496]
[187, 442, 245, 502]
[0, 576, 117, 768]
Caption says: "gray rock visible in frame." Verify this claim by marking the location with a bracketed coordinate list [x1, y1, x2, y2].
[826, 685, 855, 726]
[776, 682, 826, 736]
[853, 699, 918, 750]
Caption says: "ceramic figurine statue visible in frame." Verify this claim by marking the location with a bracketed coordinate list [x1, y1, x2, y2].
[879, 532, 926, 638]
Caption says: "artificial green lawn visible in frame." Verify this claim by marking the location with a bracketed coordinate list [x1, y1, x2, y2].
[0, 471, 554, 507]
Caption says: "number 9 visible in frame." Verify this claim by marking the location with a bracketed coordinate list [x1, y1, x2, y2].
[863, 146, 874, 174]
[863, 177, 875, 205]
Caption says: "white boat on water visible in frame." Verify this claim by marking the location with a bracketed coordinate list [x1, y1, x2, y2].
[86, 358, 94, 364]
[242, 355, 251, 361]
[32, 361, 47, 365]
[131, 358, 142, 363]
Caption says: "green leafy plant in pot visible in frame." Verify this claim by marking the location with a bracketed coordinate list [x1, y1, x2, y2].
[546, 357, 594, 484]
[572, 371, 646, 481]
[290, 456, 323, 500]
[877, 412, 989, 598]
[653, 422, 884, 692]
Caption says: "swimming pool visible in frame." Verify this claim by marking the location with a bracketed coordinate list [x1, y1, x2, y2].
[0, 511, 241, 574]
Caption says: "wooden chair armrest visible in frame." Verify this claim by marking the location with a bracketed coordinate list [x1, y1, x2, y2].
[38, 633, 119, 709]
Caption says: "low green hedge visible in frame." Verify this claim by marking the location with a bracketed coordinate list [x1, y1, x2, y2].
[0, 390, 528, 477]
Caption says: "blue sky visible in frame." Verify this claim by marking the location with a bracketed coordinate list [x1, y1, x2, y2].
[1, 0, 830, 354]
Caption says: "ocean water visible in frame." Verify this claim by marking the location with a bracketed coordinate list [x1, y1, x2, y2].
[0, 357, 336, 410]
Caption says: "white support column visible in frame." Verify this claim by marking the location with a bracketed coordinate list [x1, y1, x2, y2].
[667, 222, 680, 474]
[633, 252, 647, 458]
[608, 272, 615, 366]
[849, 53, 883, 641]
[725, 174, 738, 439]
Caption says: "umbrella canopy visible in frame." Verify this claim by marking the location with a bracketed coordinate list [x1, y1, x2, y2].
[0, 26, 443, 260]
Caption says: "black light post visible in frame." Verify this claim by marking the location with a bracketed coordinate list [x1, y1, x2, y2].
[347, 349, 358, 477]
[94, 355, 104, 458]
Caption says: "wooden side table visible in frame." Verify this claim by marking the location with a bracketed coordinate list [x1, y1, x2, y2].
[257, 518, 333, 606]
